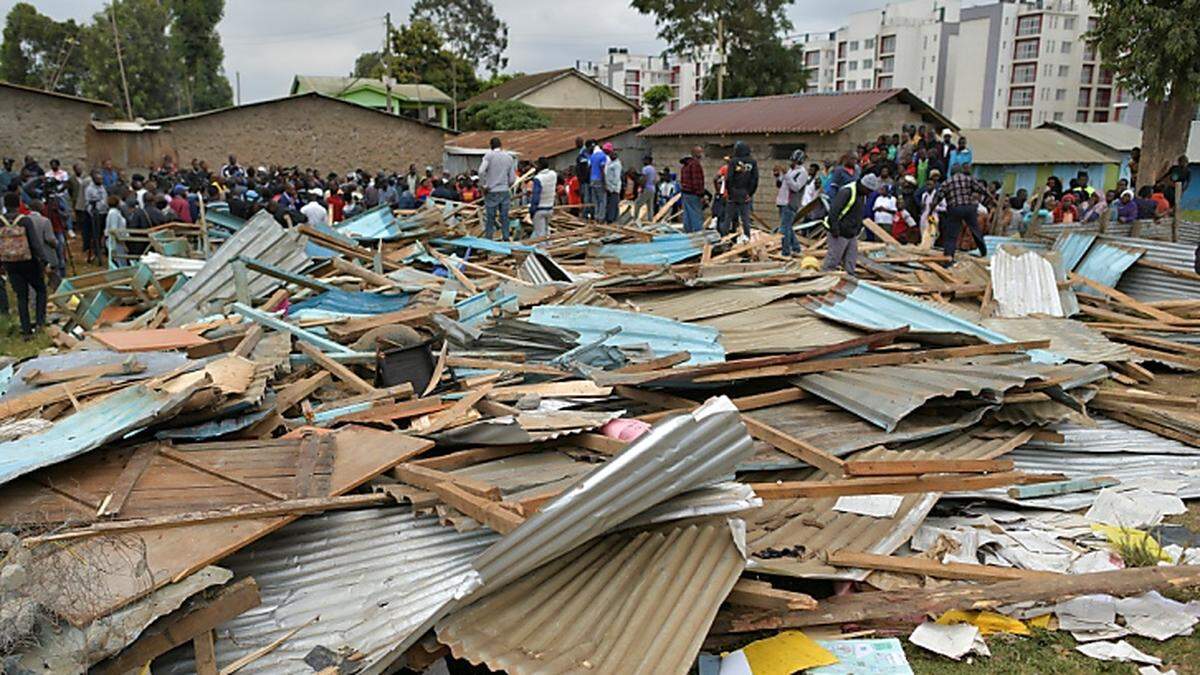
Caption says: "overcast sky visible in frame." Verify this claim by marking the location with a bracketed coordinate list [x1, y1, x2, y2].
[1, 0, 891, 103]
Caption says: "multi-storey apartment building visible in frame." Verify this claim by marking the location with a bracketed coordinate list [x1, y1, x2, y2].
[578, 48, 715, 117]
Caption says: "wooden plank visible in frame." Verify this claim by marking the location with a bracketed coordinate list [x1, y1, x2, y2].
[193, 629, 218, 675]
[614, 385, 695, 411]
[22, 358, 145, 386]
[412, 444, 541, 471]
[329, 397, 448, 425]
[825, 550, 1062, 581]
[418, 385, 492, 434]
[1007, 476, 1119, 500]
[97, 444, 157, 517]
[1070, 272, 1185, 324]
[741, 416, 846, 476]
[0, 378, 123, 421]
[324, 306, 453, 342]
[293, 434, 322, 498]
[570, 433, 627, 455]
[431, 481, 523, 534]
[295, 342, 376, 395]
[243, 371, 331, 437]
[92, 578, 261, 675]
[232, 324, 263, 358]
[612, 351, 691, 373]
[1093, 389, 1198, 409]
[844, 459, 1014, 477]
[749, 470, 1056, 499]
[393, 463, 502, 500]
[92, 328, 210, 352]
[445, 355, 566, 375]
[311, 383, 414, 413]
[727, 579, 818, 611]
[158, 447, 288, 501]
[488, 380, 612, 401]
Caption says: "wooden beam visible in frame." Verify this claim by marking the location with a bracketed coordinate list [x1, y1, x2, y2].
[193, 630, 218, 675]
[22, 359, 145, 386]
[1007, 476, 1119, 500]
[613, 351, 691, 373]
[393, 463, 502, 500]
[748, 470, 1058, 499]
[295, 342, 376, 395]
[844, 459, 1014, 477]
[727, 578, 818, 611]
[1071, 272, 1186, 324]
[93, 578, 261, 675]
[431, 481, 523, 534]
[825, 550, 1062, 582]
[97, 444, 157, 517]
[418, 384, 492, 434]
[741, 416, 846, 476]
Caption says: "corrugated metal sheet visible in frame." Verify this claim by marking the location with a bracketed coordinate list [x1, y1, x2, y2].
[1042, 121, 1143, 152]
[746, 426, 1028, 579]
[432, 236, 540, 256]
[699, 301, 864, 355]
[964, 127, 1119, 165]
[1073, 240, 1145, 290]
[0, 380, 196, 486]
[333, 204, 400, 241]
[984, 236, 1047, 257]
[470, 396, 753, 594]
[1052, 231, 1098, 271]
[792, 354, 1044, 432]
[796, 278, 1063, 363]
[288, 288, 410, 316]
[990, 246, 1076, 318]
[156, 508, 498, 675]
[641, 88, 953, 137]
[452, 125, 642, 159]
[595, 232, 717, 265]
[1, 350, 190, 401]
[980, 317, 1136, 363]
[1102, 235, 1200, 302]
[1029, 415, 1200, 455]
[1033, 221, 1136, 239]
[529, 305, 725, 365]
[165, 211, 310, 325]
[632, 278, 839, 322]
[437, 518, 744, 675]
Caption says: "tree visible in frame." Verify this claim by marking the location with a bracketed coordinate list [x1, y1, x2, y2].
[641, 84, 672, 125]
[631, 0, 796, 98]
[80, 0, 175, 119]
[462, 100, 549, 131]
[410, 0, 508, 76]
[701, 40, 807, 99]
[353, 50, 384, 78]
[362, 19, 480, 127]
[165, 0, 232, 113]
[0, 3, 86, 95]
[1090, 0, 1200, 188]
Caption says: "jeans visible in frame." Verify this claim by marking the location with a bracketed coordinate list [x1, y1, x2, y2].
[77, 210, 93, 260]
[821, 235, 858, 276]
[590, 184, 607, 222]
[682, 193, 703, 233]
[484, 190, 511, 241]
[580, 180, 593, 219]
[53, 231, 67, 279]
[722, 200, 752, 237]
[778, 204, 799, 255]
[4, 260, 47, 334]
[634, 189, 655, 222]
[605, 190, 619, 223]
[531, 210, 551, 239]
[940, 204, 987, 261]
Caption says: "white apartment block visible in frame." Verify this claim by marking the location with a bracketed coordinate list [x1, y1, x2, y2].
[578, 48, 715, 116]
[793, 0, 1127, 129]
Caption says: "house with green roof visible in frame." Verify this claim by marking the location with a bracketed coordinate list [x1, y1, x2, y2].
[290, 75, 452, 127]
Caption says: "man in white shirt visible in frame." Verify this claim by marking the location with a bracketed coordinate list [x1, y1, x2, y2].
[300, 191, 328, 226]
[529, 157, 557, 239]
[477, 137, 518, 241]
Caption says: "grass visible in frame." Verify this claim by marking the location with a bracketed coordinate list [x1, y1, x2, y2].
[1181, 209, 1200, 223]
[0, 236, 101, 360]
[900, 504, 1200, 674]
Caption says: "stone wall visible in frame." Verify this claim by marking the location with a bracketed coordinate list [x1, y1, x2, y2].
[0, 85, 107, 167]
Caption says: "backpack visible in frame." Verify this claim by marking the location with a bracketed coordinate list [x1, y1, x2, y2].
[0, 214, 32, 263]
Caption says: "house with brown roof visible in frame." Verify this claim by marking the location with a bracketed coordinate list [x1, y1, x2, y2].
[460, 69, 639, 128]
[445, 124, 644, 174]
[641, 89, 956, 216]
[0, 81, 112, 166]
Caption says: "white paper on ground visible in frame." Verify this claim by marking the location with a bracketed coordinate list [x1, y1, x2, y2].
[1138, 667, 1178, 675]
[1125, 613, 1197, 641]
[1085, 488, 1179, 529]
[1055, 595, 1117, 631]
[1070, 550, 1122, 574]
[1076, 640, 1162, 665]
[909, 622, 988, 660]
[812, 638, 914, 675]
[716, 650, 752, 675]
[834, 494, 904, 518]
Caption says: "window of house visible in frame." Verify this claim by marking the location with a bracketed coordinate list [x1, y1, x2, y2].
[1097, 68, 1113, 85]
[880, 35, 897, 53]
[849, 61, 858, 71]
[1010, 87, 1035, 106]
[1014, 39, 1039, 60]
[1078, 88, 1091, 107]
[880, 56, 895, 73]
[847, 81, 857, 90]
[1012, 63, 1037, 83]
[1082, 42, 1097, 61]
[1076, 110, 1089, 122]
[1064, 16, 1076, 30]
[805, 51, 820, 67]
[1080, 64, 1094, 83]
[1093, 110, 1109, 122]
[862, 78, 872, 88]
[849, 40, 859, 51]
[877, 75, 894, 88]
[865, 37, 876, 49]
[1061, 40, 1072, 54]
[1016, 15, 1041, 37]
[1046, 39, 1056, 53]
[862, 58, 873, 69]
[1095, 88, 1111, 108]
[1007, 110, 1032, 128]
[771, 143, 807, 160]
[1055, 88, 1067, 101]
[1053, 111, 1064, 120]
[1049, 16, 1059, 29]
[1058, 65, 1070, 77]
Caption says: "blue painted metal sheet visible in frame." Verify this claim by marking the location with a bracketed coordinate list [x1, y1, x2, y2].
[529, 305, 725, 364]
[431, 236, 540, 256]
[982, 236, 1048, 258]
[1073, 240, 1145, 290]
[335, 205, 401, 241]
[202, 208, 246, 233]
[1052, 231, 1098, 271]
[595, 232, 717, 265]
[304, 223, 361, 259]
[797, 279, 1063, 364]
[455, 291, 519, 326]
[1, 350, 190, 401]
[0, 382, 194, 486]
[289, 288, 409, 316]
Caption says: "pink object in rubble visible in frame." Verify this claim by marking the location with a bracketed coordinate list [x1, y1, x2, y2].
[600, 418, 652, 442]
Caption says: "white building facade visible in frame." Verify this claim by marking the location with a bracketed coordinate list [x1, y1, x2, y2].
[578, 48, 716, 117]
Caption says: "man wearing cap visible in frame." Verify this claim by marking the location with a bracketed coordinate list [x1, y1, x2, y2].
[603, 143, 623, 224]
[822, 172, 880, 276]
[777, 149, 808, 257]
[478, 137, 518, 240]
[587, 139, 608, 222]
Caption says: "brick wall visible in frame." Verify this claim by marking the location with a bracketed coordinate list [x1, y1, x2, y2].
[0, 86, 106, 167]
[543, 108, 636, 128]
[160, 95, 445, 173]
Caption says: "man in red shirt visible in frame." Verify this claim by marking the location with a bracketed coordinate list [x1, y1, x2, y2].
[679, 146, 705, 233]
[327, 189, 346, 222]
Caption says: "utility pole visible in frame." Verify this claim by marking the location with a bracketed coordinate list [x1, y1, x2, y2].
[716, 17, 726, 101]
[110, 1, 134, 120]
[384, 12, 394, 115]
[236, 71, 241, 105]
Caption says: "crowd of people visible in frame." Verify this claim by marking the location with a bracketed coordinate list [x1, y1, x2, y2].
[0, 131, 1187, 338]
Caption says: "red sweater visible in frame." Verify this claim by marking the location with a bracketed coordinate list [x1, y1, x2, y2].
[680, 157, 705, 195]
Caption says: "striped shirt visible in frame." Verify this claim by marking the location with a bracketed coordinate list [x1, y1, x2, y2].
[932, 173, 993, 209]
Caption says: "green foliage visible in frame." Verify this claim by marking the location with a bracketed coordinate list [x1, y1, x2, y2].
[353, 50, 384, 78]
[80, 0, 174, 118]
[640, 84, 671, 125]
[462, 100, 549, 131]
[410, 0, 508, 75]
[165, 0, 232, 113]
[0, 2, 85, 95]
[1088, 0, 1200, 102]
[478, 71, 522, 92]
[701, 40, 807, 99]
[378, 19, 479, 101]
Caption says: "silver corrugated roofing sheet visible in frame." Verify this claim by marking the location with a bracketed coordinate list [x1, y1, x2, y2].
[156, 508, 498, 675]
[1102, 235, 1200, 302]
[698, 301, 864, 355]
[1029, 415, 1200, 455]
[165, 211, 310, 325]
[792, 354, 1044, 432]
[529, 305, 726, 365]
[981, 317, 1136, 363]
[1052, 231, 1098, 271]
[1073, 239, 1145, 291]
[630, 278, 839, 322]
[437, 518, 745, 675]
[991, 246, 1077, 318]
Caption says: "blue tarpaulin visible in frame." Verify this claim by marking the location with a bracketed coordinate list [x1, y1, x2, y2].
[289, 289, 410, 316]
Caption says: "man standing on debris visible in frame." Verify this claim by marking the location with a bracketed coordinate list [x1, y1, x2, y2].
[679, 146, 705, 233]
[530, 157, 557, 238]
[588, 139, 608, 222]
[931, 163, 993, 262]
[723, 141, 758, 240]
[634, 155, 657, 224]
[603, 143, 623, 224]
[821, 172, 880, 277]
[777, 149, 808, 257]
[479, 137, 518, 241]
[1, 192, 50, 339]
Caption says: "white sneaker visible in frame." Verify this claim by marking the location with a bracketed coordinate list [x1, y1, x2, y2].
[736, 234, 749, 244]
